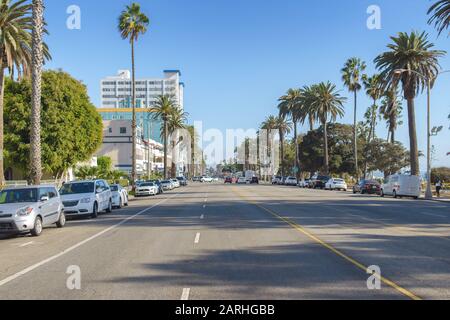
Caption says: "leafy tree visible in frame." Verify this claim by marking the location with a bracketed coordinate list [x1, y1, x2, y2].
[380, 88, 403, 143]
[374, 31, 446, 176]
[428, 0, 450, 36]
[118, 2, 149, 184]
[97, 156, 112, 172]
[431, 167, 450, 183]
[274, 116, 292, 176]
[4, 70, 103, 180]
[365, 139, 410, 177]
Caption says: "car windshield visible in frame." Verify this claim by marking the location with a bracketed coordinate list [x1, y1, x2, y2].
[162, 180, 171, 184]
[110, 185, 119, 192]
[176, 177, 184, 181]
[0, 188, 38, 204]
[334, 179, 344, 182]
[140, 183, 155, 187]
[60, 182, 95, 195]
[364, 180, 379, 185]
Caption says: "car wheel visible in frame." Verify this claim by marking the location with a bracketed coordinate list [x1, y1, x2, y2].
[30, 216, 43, 237]
[91, 202, 98, 219]
[56, 211, 66, 228]
[106, 199, 112, 213]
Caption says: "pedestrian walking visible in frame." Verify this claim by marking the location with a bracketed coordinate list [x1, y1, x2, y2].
[436, 180, 442, 198]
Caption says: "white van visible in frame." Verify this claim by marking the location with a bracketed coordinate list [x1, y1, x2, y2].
[381, 175, 421, 199]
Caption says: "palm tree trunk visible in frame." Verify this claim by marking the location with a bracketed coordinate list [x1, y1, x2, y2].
[294, 121, 300, 179]
[163, 119, 168, 179]
[279, 129, 284, 176]
[131, 39, 137, 185]
[353, 90, 359, 181]
[323, 122, 329, 175]
[30, 0, 44, 185]
[391, 129, 395, 144]
[407, 98, 419, 176]
[0, 65, 6, 186]
[309, 115, 314, 132]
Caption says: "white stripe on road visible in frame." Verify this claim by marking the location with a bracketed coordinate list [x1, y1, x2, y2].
[0, 193, 180, 288]
[194, 233, 201, 244]
[19, 241, 34, 247]
[203, 204, 206, 208]
[200, 214, 204, 220]
[181, 288, 190, 300]
[422, 212, 446, 218]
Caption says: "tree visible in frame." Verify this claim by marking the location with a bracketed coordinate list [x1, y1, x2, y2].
[274, 116, 291, 176]
[118, 2, 149, 184]
[365, 139, 410, 177]
[431, 167, 450, 183]
[150, 95, 177, 179]
[428, 0, 450, 36]
[379, 88, 402, 143]
[4, 70, 103, 179]
[260, 115, 278, 180]
[0, 0, 50, 185]
[278, 88, 302, 177]
[299, 85, 318, 132]
[308, 82, 346, 174]
[166, 107, 188, 177]
[375, 31, 446, 176]
[341, 57, 366, 179]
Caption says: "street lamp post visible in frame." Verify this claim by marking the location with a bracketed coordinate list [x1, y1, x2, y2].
[394, 69, 450, 200]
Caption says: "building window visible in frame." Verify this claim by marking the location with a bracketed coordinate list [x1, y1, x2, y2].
[108, 128, 112, 133]
[120, 127, 127, 134]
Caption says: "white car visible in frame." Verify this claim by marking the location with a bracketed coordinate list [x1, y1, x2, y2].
[135, 182, 158, 197]
[60, 180, 113, 219]
[237, 177, 247, 184]
[201, 176, 213, 183]
[110, 184, 129, 208]
[298, 179, 310, 188]
[381, 174, 421, 199]
[171, 179, 181, 188]
[285, 177, 298, 186]
[325, 178, 348, 191]
[161, 180, 174, 191]
[272, 176, 282, 185]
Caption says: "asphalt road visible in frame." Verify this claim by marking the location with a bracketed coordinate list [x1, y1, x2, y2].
[0, 183, 449, 300]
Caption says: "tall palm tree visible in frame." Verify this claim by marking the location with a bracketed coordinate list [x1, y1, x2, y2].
[363, 74, 384, 144]
[275, 116, 292, 177]
[380, 88, 402, 143]
[428, 0, 450, 36]
[118, 3, 149, 184]
[260, 115, 278, 181]
[278, 88, 302, 176]
[341, 57, 366, 179]
[299, 85, 318, 132]
[374, 31, 446, 175]
[309, 82, 346, 175]
[150, 95, 176, 179]
[166, 107, 188, 178]
[186, 125, 200, 177]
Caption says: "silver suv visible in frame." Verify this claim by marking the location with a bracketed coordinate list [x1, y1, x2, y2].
[0, 185, 65, 237]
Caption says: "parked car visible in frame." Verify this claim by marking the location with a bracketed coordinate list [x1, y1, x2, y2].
[272, 176, 282, 185]
[161, 180, 174, 191]
[60, 180, 113, 219]
[0, 185, 65, 237]
[110, 184, 129, 208]
[311, 176, 331, 189]
[201, 176, 214, 183]
[224, 177, 233, 184]
[250, 177, 259, 184]
[147, 180, 164, 194]
[192, 176, 201, 182]
[176, 177, 188, 186]
[135, 182, 159, 197]
[171, 179, 181, 188]
[325, 178, 348, 191]
[381, 175, 421, 199]
[298, 179, 310, 188]
[237, 177, 247, 184]
[285, 177, 298, 186]
[353, 180, 381, 195]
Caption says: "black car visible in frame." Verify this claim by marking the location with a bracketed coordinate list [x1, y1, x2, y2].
[312, 176, 331, 189]
[146, 180, 164, 194]
[353, 180, 381, 195]
[176, 177, 188, 186]
[250, 177, 259, 184]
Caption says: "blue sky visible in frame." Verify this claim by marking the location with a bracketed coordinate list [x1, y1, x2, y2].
[44, 0, 450, 169]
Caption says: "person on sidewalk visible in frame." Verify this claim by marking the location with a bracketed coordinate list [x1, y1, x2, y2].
[436, 180, 442, 198]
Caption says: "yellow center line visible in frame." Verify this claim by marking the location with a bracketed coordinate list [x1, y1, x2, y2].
[231, 187, 422, 301]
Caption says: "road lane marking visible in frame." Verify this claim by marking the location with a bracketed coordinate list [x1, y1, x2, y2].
[203, 204, 206, 208]
[200, 214, 205, 220]
[0, 193, 180, 288]
[19, 241, 34, 247]
[232, 187, 422, 301]
[422, 212, 446, 218]
[194, 233, 201, 244]
[181, 288, 190, 300]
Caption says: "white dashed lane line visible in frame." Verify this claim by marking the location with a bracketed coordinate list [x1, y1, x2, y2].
[181, 288, 190, 300]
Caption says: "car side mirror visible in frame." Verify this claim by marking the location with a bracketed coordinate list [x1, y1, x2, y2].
[40, 196, 49, 202]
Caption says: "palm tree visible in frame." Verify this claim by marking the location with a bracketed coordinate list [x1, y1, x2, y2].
[166, 107, 188, 177]
[275, 116, 292, 177]
[299, 85, 318, 132]
[380, 87, 402, 144]
[309, 82, 346, 175]
[118, 3, 149, 184]
[186, 125, 200, 178]
[260, 115, 278, 181]
[428, 0, 450, 36]
[374, 31, 446, 175]
[363, 74, 384, 144]
[150, 95, 177, 179]
[341, 57, 366, 179]
[278, 88, 302, 177]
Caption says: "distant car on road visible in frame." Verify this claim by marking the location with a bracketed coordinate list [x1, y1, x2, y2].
[224, 177, 233, 184]
[176, 177, 188, 186]
[353, 180, 381, 195]
[381, 174, 421, 199]
[250, 177, 259, 184]
[147, 180, 164, 194]
[60, 180, 112, 219]
[135, 182, 159, 197]
[0, 185, 65, 237]
[201, 176, 214, 183]
[237, 177, 247, 184]
[171, 179, 181, 188]
[311, 176, 331, 189]
[272, 176, 282, 185]
[325, 178, 348, 191]
[285, 177, 298, 186]
[110, 184, 129, 208]
[298, 179, 310, 188]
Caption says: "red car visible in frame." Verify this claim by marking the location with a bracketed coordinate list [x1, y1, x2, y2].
[224, 177, 233, 184]
[353, 180, 381, 195]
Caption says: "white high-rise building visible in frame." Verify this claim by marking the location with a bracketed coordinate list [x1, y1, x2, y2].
[100, 69, 184, 110]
